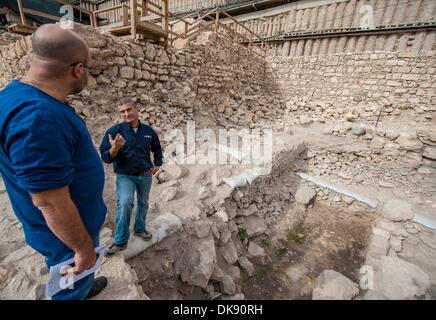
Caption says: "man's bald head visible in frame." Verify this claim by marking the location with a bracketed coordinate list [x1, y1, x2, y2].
[27, 24, 91, 94]
[32, 24, 89, 65]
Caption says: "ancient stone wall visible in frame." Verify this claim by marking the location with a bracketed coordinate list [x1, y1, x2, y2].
[267, 50, 436, 115]
[0, 26, 273, 140]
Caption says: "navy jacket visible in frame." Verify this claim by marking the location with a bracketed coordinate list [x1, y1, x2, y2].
[100, 121, 163, 175]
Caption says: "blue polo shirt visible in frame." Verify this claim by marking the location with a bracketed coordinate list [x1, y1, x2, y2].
[0, 80, 107, 255]
[100, 121, 163, 175]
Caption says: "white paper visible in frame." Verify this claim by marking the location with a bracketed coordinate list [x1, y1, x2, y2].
[45, 245, 106, 298]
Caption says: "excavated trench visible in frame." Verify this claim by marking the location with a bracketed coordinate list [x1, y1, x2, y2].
[124, 142, 377, 300]
[241, 203, 375, 299]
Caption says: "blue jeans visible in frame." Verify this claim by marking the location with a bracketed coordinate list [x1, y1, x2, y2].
[114, 173, 152, 245]
[44, 235, 99, 300]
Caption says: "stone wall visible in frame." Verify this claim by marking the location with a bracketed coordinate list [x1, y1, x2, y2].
[267, 50, 436, 117]
[0, 25, 277, 140]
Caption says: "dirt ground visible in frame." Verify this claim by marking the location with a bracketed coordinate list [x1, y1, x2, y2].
[242, 202, 376, 299]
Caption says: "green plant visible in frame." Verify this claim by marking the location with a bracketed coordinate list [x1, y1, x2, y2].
[238, 228, 248, 240]
[260, 239, 270, 248]
[253, 268, 267, 278]
[287, 223, 306, 245]
[240, 270, 249, 282]
[345, 116, 354, 122]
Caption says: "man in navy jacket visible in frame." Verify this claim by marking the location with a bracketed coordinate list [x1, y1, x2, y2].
[100, 99, 163, 256]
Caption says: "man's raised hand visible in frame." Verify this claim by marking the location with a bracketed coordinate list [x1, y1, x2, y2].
[109, 133, 125, 150]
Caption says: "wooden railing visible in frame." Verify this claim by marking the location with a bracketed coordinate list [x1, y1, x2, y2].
[9, 1, 266, 57]
[91, 0, 169, 42]
[168, 7, 268, 58]
[90, 3, 129, 28]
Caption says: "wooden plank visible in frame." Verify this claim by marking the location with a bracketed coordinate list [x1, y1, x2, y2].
[141, 0, 148, 16]
[185, 29, 200, 41]
[197, 8, 219, 21]
[168, 29, 180, 37]
[162, 0, 168, 35]
[137, 20, 167, 37]
[184, 24, 201, 36]
[186, 28, 199, 38]
[147, 1, 162, 10]
[93, 4, 124, 15]
[143, 7, 165, 19]
[169, 31, 183, 42]
[52, 0, 92, 15]
[16, 0, 26, 25]
[139, 15, 161, 22]
[22, 8, 60, 22]
[109, 25, 131, 36]
[91, 12, 97, 27]
[169, 12, 193, 26]
[218, 8, 263, 41]
[130, 0, 137, 39]
[122, 5, 128, 26]
[214, 10, 219, 33]
[7, 23, 37, 35]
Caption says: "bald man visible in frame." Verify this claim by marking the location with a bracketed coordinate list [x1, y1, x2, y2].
[0, 24, 108, 300]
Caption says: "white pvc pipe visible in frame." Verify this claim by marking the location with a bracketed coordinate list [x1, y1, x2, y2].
[295, 172, 379, 208]
[122, 213, 182, 260]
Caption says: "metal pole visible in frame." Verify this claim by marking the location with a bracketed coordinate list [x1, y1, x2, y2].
[375, 106, 384, 128]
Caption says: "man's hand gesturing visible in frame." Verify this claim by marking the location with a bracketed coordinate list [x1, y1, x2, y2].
[108, 133, 125, 160]
[109, 133, 125, 150]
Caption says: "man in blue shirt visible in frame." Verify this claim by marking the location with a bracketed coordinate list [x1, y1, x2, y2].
[100, 99, 163, 256]
[0, 24, 107, 299]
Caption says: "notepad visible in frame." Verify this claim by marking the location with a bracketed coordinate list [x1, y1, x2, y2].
[45, 245, 106, 298]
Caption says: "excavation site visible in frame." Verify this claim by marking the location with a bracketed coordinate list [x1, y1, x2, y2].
[0, 0, 435, 301]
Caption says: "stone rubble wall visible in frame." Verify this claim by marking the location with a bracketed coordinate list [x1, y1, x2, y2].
[129, 143, 309, 299]
[363, 198, 436, 300]
[0, 26, 277, 141]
